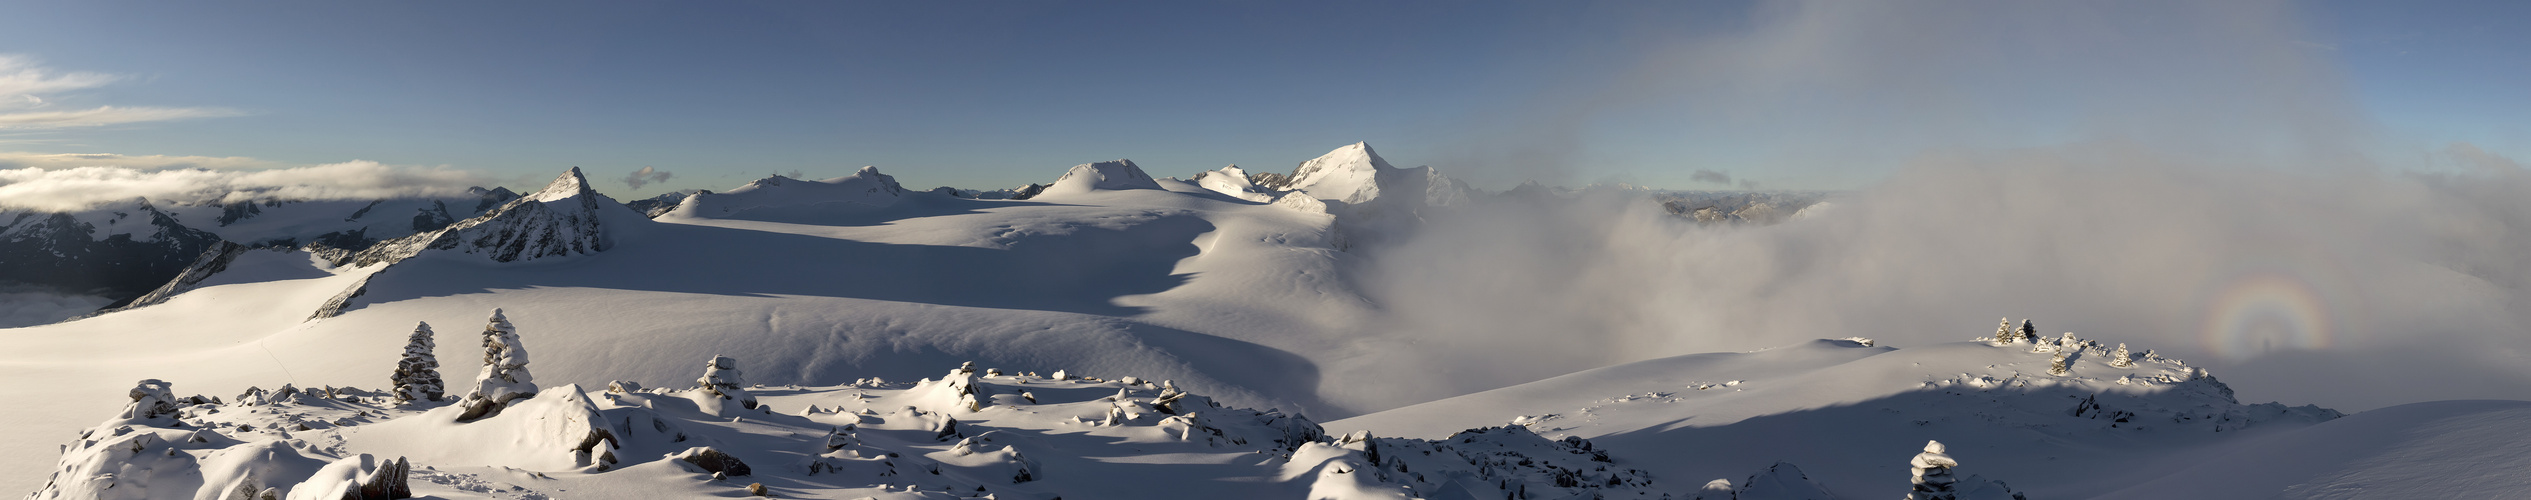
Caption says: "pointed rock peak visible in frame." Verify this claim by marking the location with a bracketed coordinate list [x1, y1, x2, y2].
[529, 167, 600, 203]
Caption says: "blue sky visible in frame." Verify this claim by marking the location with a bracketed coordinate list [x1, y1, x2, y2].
[0, 1, 2521, 196]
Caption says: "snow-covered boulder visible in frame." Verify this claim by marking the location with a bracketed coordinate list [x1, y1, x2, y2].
[697, 354, 758, 410]
[390, 321, 444, 404]
[454, 309, 535, 421]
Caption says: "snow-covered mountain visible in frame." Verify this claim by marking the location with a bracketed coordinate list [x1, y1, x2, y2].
[1260, 142, 1469, 210]
[0, 187, 519, 316]
[337, 167, 633, 269]
[1037, 159, 1162, 199]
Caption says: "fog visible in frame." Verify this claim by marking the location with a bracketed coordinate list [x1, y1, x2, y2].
[0, 287, 110, 328]
[1341, 0, 2531, 412]
[1345, 144, 2531, 412]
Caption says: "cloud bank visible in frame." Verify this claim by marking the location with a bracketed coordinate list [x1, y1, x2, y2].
[0, 161, 494, 212]
[0, 55, 240, 129]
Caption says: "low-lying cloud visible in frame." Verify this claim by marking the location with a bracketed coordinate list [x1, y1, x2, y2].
[1344, 143, 2531, 413]
[0, 161, 493, 212]
[0, 288, 110, 329]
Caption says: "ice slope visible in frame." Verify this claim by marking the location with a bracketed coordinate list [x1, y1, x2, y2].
[2098, 399, 2531, 499]
[1333, 337, 2340, 498]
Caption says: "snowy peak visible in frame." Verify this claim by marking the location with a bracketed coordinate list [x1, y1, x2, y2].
[1259, 141, 1471, 211]
[1038, 159, 1162, 198]
[667, 166, 906, 218]
[526, 166, 599, 203]
[1277, 142, 1396, 205]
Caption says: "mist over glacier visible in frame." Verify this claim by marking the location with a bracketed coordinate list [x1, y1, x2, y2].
[1349, 144, 2531, 412]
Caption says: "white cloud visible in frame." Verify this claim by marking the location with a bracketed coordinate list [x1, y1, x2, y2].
[0, 106, 244, 129]
[0, 55, 116, 98]
[0, 161, 494, 212]
[0, 54, 240, 130]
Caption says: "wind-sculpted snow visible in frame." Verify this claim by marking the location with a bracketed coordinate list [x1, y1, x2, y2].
[36, 363, 1661, 499]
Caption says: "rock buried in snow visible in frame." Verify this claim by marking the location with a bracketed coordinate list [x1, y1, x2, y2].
[672, 446, 752, 477]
